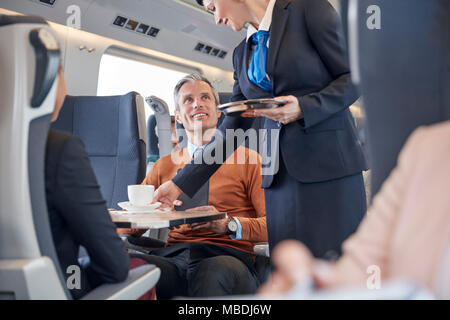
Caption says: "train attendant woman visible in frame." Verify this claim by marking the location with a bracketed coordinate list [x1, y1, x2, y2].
[154, 0, 368, 259]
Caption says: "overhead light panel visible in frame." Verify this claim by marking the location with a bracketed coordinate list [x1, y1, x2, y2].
[194, 42, 228, 59]
[147, 27, 160, 38]
[40, 0, 56, 5]
[29, 0, 56, 6]
[112, 15, 161, 39]
[136, 24, 149, 34]
[113, 16, 127, 27]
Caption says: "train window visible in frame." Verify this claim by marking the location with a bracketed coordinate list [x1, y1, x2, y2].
[97, 52, 192, 117]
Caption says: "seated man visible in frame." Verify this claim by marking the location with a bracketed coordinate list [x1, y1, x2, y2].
[258, 121, 450, 299]
[120, 74, 268, 299]
[46, 65, 154, 299]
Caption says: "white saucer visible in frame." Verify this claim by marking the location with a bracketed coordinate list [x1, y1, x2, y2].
[117, 201, 162, 213]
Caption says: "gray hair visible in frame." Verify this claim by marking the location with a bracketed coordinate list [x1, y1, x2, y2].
[173, 73, 220, 111]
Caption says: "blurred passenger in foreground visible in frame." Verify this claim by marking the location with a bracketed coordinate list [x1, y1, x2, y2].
[259, 122, 450, 299]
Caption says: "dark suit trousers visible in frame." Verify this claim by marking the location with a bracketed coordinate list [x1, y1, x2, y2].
[265, 153, 366, 259]
[129, 242, 259, 299]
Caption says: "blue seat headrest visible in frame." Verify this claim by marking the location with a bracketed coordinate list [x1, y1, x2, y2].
[51, 92, 146, 209]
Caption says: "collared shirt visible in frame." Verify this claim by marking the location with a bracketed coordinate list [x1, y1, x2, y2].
[187, 141, 244, 239]
[246, 0, 276, 42]
[187, 141, 206, 158]
[230, 217, 243, 240]
[246, 0, 277, 83]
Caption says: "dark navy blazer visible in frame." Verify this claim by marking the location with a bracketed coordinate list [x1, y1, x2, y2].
[45, 129, 129, 299]
[173, 0, 368, 196]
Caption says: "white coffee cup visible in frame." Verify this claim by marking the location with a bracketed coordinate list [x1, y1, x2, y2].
[127, 185, 154, 207]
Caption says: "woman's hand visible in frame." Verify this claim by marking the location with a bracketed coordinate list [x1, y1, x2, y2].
[241, 95, 303, 125]
[153, 180, 183, 209]
[187, 206, 229, 234]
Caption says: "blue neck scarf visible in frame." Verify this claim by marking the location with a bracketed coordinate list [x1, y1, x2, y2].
[247, 30, 272, 93]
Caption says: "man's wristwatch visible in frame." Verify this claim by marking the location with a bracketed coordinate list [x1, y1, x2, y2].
[227, 216, 238, 236]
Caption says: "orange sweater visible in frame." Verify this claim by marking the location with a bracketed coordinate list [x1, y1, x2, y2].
[142, 146, 267, 255]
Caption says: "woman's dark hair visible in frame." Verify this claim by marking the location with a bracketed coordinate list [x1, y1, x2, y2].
[196, 0, 204, 6]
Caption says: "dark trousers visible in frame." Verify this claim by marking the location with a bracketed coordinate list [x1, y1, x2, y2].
[129, 242, 259, 299]
[265, 155, 367, 259]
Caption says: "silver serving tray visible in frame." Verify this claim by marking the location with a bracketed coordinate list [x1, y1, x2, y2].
[217, 98, 286, 115]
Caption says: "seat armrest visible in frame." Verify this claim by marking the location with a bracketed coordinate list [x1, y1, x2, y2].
[81, 265, 160, 300]
[122, 235, 166, 255]
[127, 235, 166, 248]
[254, 242, 270, 257]
[0, 258, 67, 300]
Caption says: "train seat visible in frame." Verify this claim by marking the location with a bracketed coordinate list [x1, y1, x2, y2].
[52, 92, 147, 210]
[0, 14, 159, 300]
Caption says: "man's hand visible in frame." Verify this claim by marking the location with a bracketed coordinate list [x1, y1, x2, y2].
[117, 228, 146, 237]
[187, 206, 229, 234]
[153, 180, 183, 208]
[241, 95, 303, 125]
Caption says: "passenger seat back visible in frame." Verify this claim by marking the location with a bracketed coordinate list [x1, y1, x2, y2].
[52, 92, 147, 209]
[0, 15, 70, 299]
